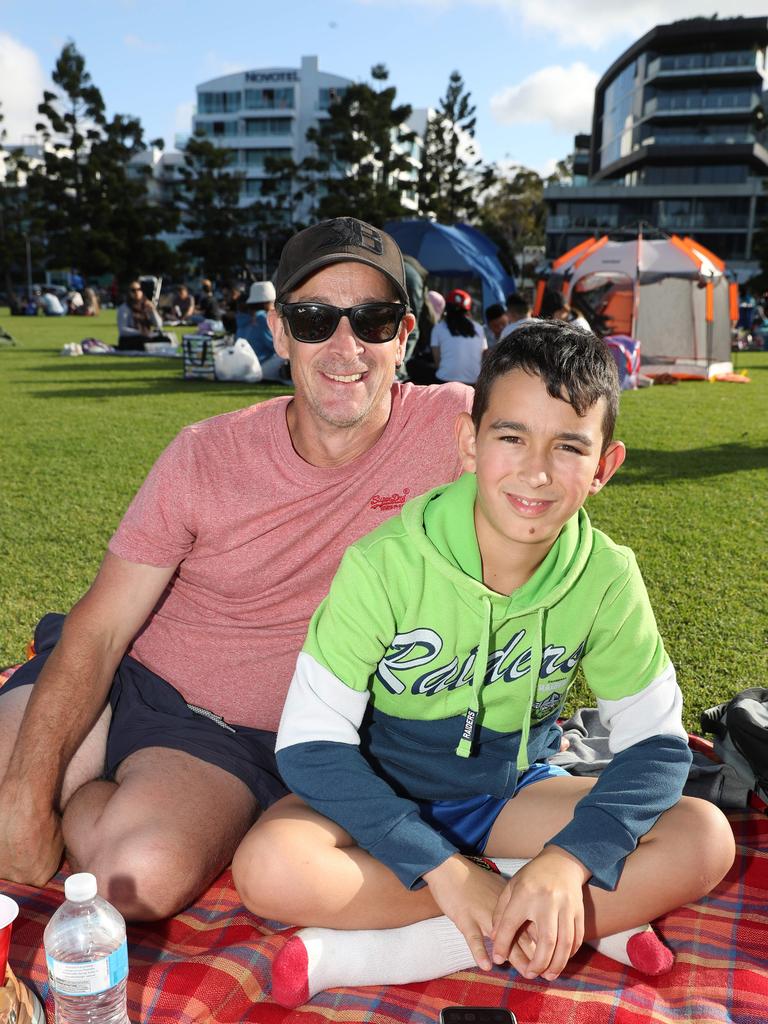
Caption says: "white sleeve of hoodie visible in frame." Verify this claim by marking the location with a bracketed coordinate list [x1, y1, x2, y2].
[276, 652, 460, 889]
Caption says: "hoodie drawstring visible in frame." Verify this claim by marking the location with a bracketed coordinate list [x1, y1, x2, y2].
[454, 598, 545, 774]
[455, 596, 492, 758]
[515, 606, 545, 774]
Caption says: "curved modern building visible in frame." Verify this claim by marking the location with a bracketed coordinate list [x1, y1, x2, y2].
[545, 16, 768, 281]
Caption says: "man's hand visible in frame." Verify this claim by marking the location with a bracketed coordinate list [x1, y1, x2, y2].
[424, 855, 507, 970]
[0, 787, 63, 886]
[491, 846, 590, 981]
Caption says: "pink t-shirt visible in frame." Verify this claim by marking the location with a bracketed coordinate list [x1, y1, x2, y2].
[109, 382, 472, 730]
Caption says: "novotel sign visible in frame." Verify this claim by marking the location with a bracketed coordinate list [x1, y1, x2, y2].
[245, 71, 299, 83]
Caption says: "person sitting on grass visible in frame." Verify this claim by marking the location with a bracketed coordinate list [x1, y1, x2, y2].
[170, 284, 195, 323]
[234, 320, 735, 1006]
[116, 280, 165, 351]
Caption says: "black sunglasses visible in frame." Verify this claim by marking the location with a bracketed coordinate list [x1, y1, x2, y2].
[278, 301, 406, 344]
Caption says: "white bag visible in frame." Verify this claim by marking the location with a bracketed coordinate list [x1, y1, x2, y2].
[214, 338, 263, 383]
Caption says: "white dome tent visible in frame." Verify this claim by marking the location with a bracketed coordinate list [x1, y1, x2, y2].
[540, 232, 738, 380]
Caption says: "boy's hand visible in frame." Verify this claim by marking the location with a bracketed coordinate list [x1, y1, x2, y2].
[423, 854, 507, 970]
[491, 846, 590, 981]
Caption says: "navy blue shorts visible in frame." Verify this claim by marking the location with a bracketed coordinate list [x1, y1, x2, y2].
[3, 614, 289, 810]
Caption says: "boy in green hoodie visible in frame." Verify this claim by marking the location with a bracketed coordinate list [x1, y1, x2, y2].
[234, 321, 734, 1006]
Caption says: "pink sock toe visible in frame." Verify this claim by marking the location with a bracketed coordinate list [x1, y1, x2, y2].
[626, 930, 674, 976]
[271, 934, 311, 1008]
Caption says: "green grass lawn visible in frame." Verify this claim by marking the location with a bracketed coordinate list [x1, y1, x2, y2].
[1, 309, 766, 732]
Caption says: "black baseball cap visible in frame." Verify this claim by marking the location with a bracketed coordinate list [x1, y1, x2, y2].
[274, 217, 409, 306]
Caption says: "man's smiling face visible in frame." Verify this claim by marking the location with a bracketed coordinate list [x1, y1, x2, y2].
[271, 262, 410, 431]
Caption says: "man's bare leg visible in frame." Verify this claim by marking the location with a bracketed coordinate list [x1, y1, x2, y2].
[63, 747, 259, 921]
[0, 684, 111, 805]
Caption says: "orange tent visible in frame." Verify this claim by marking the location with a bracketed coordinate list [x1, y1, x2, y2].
[542, 234, 734, 379]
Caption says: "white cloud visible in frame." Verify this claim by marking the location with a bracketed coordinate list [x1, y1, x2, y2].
[355, 0, 768, 48]
[537, 157, 560, 178]
[490, 62, 597, 134]
[511, 0, 768, 49]
[0, 34, 48, 144]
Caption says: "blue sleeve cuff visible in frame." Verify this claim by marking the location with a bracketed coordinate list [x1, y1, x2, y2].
[545, 805, 635, 890]
[545, 734, 692, 890]
[368, 815, 459, 889]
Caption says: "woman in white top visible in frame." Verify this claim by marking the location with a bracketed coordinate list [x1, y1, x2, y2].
[430, 288, 487, 385]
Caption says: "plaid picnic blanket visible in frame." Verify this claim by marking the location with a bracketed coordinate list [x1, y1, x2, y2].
[2, 667, 766, 1023]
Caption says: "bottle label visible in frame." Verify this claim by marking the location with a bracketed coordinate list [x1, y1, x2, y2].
[46, 940, 128, 995]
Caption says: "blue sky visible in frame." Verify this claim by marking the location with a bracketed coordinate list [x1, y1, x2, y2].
[1, 0, 764, 176]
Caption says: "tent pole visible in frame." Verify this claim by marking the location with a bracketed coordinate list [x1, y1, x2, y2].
[631, 224, 642, 339]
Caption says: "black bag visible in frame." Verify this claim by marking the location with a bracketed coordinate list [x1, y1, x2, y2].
[182, 333, 216, 380]
[700, 688, 768, 802]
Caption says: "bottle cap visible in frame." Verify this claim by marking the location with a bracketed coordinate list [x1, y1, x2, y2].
[64, 873, 98, 902]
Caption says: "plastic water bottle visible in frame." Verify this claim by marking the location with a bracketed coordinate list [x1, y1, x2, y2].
[43, 873, 130, 1024]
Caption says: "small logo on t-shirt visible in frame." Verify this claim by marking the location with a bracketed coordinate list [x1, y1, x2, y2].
[369, 488, 410, 512]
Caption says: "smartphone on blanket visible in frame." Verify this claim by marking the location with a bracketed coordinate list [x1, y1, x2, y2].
[439, 1009, 517, 1024]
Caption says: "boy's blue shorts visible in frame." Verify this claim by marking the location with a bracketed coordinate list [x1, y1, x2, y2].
[415, 761, 570, 855]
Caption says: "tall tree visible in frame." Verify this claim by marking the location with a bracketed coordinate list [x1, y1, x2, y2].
[0, 105, 30, 302]
[476, 158, 575, 275]
[418, 71, 481, 224]
[175, 133, 256, 281]
[262, 65, 416, 227]
[24, 42, 176, 281]
[476, 164, 547, 273]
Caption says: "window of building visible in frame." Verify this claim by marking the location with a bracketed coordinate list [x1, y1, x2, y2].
[244, 87, 295, 110]
[656, 49, 756, 72]
[198, 91, 242, 114]
[243, 117, 293, 136]
[318, 87, 347, 110]
[599, 60, 640, 168]
[641, 123, 754, 146]
[641, 164, 748, 185]
[242, 147, 293, 168]
[195, 120, 231, 137]
[652, 87, 755, 113]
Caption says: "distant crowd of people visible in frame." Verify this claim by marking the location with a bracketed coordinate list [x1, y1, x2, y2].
[402, 277, 594, 387]
[6, 262, 607, 385]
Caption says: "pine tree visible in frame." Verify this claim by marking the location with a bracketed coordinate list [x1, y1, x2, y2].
[25, 42, 176, 281]
[418, 71, 481, 224]
[476, 164, 548, 274]
[260, 65, 415, 228]
[175, 133, 258, 281]
[0, 104, 30, 304]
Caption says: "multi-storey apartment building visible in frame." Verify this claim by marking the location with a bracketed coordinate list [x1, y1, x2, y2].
[545, 15, 768, 281]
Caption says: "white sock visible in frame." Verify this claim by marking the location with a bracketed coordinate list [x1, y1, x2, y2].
[270, 856, 673, 1008]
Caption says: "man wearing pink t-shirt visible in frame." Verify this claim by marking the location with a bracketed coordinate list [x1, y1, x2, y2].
[0, 218, 472, 920]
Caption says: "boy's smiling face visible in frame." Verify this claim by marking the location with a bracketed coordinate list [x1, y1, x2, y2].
[456, 368, 625, 582]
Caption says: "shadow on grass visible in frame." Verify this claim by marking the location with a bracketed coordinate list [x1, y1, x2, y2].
[20, 358, 292, 398]
[28, 381, 293, 400]
[614, 443, 768, 483]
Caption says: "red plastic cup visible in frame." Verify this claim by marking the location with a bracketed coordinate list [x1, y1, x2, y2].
[0, 895, 19, 981]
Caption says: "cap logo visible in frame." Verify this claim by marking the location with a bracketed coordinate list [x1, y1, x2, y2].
[318, 217, 384, 256]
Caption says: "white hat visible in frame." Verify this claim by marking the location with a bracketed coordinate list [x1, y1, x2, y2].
[246, 281, 276, 304]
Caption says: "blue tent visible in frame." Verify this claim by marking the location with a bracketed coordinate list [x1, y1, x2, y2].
[384, 220, 515, 311]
